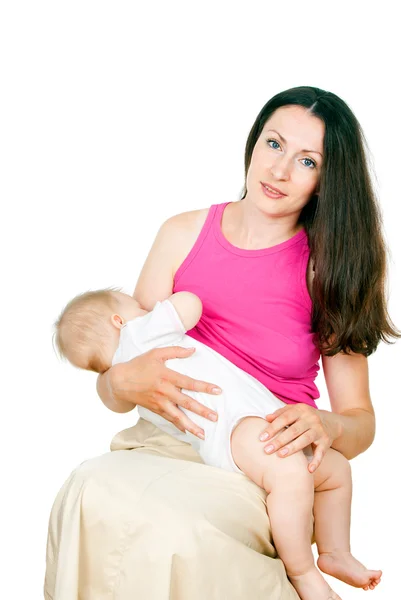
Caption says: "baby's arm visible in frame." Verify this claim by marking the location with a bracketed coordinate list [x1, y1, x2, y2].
[168, 292, 202, 332]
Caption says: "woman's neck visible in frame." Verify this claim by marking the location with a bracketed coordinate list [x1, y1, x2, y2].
[222, 199, 303, 250]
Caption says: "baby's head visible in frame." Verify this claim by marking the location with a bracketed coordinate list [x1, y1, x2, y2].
[53, 287, 145, 374]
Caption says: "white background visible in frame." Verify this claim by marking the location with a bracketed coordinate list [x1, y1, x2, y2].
[1, 1, 400, 598]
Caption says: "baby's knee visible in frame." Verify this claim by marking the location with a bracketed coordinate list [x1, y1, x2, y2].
[325, 447, 351, 473]
[317, 447, 351, 489]
[260, 449, 313, 498]
[331, 449, 352, 485]
[270, 446, 311, 480]
[231, 416, 312, 490]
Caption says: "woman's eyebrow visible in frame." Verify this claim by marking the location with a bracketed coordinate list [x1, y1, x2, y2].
[267, 129, 323, 156]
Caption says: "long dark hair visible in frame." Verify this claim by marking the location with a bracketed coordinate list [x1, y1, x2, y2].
[240, 86, 401, 356]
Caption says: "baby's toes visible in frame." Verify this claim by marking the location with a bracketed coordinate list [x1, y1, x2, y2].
[368, 570, 382, 584]
[368, 579, 380, 590]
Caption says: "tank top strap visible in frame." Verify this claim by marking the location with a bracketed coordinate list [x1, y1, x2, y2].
[174, 202, 228, 285]
[199, 202, 228, 243]
[212, 201, 230, 222]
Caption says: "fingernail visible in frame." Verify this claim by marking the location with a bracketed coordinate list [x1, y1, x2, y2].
[310, 464, 316, 473]
[212, 387, 222, 394]
[279, 448, 289, 456]
[197, 432, 205, 440]
[264, 445, 274, 453]
[208, 413, 218, 422]
[260, 433, 269, 441]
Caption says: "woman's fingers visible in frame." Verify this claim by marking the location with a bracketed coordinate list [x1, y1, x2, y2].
[260, 408, 298, 442]
[260, 405, 317, 443]
[157, 345, 197, 362]
[118, 348, 219, 439]
[159, 402, 205, 439]
[259, 404, 334, 472]
[277, 431, 317, 457]
[262, 424, 312, 456]
[264, 407, 288, 422]
[159, 379, 218, 426]
[308, 444, 328, 473]
[166, 367, 222, 396]
[156, 346, 223, 398]
[262, 429, 329, 473]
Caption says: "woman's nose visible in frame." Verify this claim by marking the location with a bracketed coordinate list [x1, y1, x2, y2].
[270, 156, 291, 180]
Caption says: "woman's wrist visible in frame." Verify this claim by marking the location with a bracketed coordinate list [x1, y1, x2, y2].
[321, 408, 375, 459]
[320, 409, 344, 444]
[97, 364, 136, 414]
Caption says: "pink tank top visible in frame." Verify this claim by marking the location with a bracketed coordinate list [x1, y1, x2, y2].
[173, 202, 321, 407]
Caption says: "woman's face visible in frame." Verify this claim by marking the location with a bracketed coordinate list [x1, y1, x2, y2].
[245, 105, 324, 220]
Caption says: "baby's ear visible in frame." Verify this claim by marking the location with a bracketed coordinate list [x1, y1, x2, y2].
[111, 314, 124, 329]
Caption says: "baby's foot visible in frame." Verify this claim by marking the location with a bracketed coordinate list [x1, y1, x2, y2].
[317, 550, 382, 590]
[288, 566, 342, 600]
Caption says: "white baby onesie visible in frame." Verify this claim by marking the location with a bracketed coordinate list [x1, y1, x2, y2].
[112, 299, 312, 474]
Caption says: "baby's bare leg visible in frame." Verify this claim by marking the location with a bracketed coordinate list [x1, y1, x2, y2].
[313, 448, 352, 553]
[313, 449, 382, 590]
[231, 416, 340, 600]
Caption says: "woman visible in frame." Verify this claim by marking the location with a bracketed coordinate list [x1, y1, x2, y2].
[45, 86, 400, 600]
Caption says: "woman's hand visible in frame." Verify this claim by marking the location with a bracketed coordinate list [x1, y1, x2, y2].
[110, 345, 221, 439]
[258, 404, 341, 473]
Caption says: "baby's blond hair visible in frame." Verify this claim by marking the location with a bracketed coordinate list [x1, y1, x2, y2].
[53, 286, 123, 374]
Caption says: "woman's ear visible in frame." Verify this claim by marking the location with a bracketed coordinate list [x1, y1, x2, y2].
[111, 314, 125, 329]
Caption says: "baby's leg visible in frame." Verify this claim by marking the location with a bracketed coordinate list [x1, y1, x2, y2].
[231, 416, 341, 600]
[313, 448, 382, 590]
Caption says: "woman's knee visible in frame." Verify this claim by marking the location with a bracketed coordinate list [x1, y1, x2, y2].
[63, 453, 118, 497]
[56, 451, 149, 523]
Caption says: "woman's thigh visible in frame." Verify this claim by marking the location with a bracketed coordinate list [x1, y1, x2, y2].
[45, 418, 301, 599]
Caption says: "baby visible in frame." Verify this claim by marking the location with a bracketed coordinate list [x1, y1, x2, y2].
[54, 287, 382, 600]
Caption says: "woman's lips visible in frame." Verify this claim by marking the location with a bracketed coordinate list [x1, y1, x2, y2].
[261, 182, 286, 199]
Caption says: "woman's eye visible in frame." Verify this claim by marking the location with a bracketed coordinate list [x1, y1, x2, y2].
[267, 139, 281, 150]
[267, 139, 317, 169]
[301, 158, 317, 169]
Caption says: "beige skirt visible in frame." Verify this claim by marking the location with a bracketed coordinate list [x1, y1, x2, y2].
[44, 417, 301, 600]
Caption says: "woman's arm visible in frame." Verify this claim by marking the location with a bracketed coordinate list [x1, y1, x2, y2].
[96, 212, 221, 437]
[319, 350, 375, 460]
[96, 217, 179, 413]
[258, 259, 376, 468]
[258, 349, 375, 471]
[97, 364, 135, 414]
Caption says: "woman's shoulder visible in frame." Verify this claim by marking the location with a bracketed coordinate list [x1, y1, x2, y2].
[164, 206, 210, 232]
[133, 207, 211, 310]
[162, 207, 211, 274]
